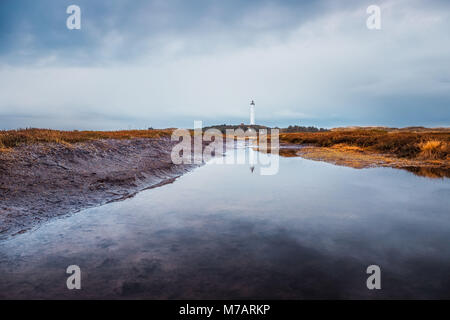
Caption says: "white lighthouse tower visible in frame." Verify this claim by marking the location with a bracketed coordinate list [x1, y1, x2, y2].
[250, 100, 255, 125]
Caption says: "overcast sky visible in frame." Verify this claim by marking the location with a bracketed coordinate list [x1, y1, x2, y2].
[0, 0, 449, 130]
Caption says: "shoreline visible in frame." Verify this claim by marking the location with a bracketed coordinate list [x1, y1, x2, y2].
[1, 128, 449, 240]
[278, 144, 450, 178]
[0, 137, 198, 241]
[273, 128, 449, 178]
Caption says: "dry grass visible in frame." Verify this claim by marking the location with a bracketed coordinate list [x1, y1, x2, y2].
[417, 140, 450, 160]
[279, 129, 450, 160]
[0, 128, 174, 151]
[2, 127, 450, 163]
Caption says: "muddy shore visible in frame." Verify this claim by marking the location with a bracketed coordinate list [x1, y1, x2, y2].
[0, 138, 199, 240]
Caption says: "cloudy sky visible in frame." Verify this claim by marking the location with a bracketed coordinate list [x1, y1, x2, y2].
[0, 0, 449, 130]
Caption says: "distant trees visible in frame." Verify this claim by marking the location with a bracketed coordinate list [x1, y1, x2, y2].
[202, 124, 329, 133]
[280, 125, 328, 133]
[202, 124, 270, 134]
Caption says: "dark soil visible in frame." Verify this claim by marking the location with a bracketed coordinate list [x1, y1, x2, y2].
[0, 138, 199, 240]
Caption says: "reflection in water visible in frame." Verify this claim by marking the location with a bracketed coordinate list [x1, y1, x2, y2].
[277, 146, 450, 179]
[249, 147, 256, 173]
[402, 166, 450, 179]
[0, 147, 449, 299]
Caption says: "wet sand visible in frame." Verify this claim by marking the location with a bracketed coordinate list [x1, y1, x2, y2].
[0, 138, 198, 240]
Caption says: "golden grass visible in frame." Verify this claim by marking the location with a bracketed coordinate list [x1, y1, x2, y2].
[2, 128, 450, 163]
[0, 128, 174, 151]
[279, 129, 450, 160]
[417, 140, 450, 160]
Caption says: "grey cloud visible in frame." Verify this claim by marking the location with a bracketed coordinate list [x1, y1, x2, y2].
[0, 0, 449, 129]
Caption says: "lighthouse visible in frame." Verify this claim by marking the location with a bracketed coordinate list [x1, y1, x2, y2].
[250, 100, 255, 125]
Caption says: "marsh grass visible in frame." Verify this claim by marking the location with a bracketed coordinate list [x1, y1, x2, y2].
[417, 140, 450, 160]
[0, 128, 174, 151]
[2, 127, 450, 162]
[279, 129, 450, 160]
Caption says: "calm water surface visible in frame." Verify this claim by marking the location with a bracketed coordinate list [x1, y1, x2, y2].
[0, 146, 449, 299]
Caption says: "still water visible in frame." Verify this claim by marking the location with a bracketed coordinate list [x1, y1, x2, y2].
[0, 146, 449, 299]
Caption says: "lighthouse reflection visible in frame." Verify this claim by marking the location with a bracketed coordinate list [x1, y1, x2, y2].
[249, 147, 256, 173]
[229, 140, 257, 173]
[221, 139, 277, 175]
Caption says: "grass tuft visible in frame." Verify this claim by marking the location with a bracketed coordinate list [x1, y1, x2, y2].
[418, 140, 450, 160]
